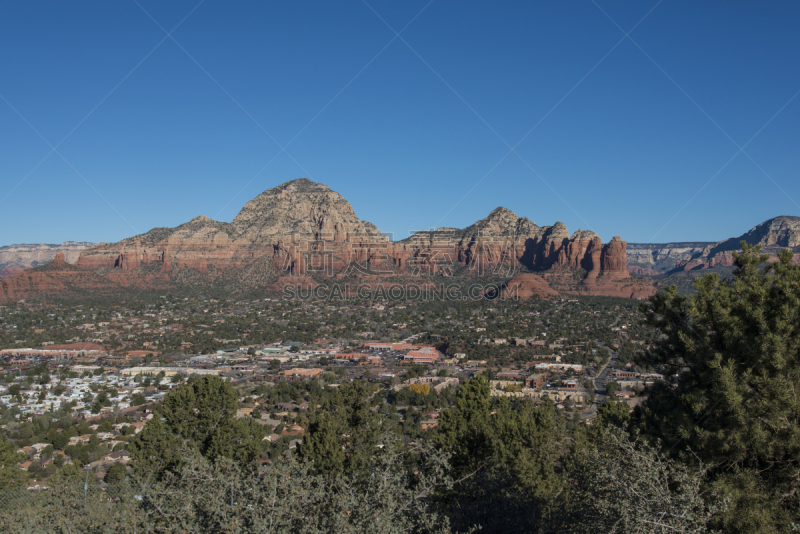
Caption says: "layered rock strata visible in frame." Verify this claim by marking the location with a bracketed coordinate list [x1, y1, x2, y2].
[2, 178, 649, 300]
[663, 216, 800, 272]
[0, 241, 94, 278]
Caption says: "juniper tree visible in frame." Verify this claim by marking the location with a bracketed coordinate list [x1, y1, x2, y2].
[553, 426, 725, 534]
[130, 376, 265, 478]
[435, 374, 566, 532]
[302, 381, 386, 476]
[0, 438, 26, 490]
[636, 244, 800, 532]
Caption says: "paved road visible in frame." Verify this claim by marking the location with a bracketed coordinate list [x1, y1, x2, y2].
[580, 316, 621, 420]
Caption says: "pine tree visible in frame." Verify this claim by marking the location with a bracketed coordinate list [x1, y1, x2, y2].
[300, 411, 345, 473]
[636, 244, 800, 532]
[130, 376, 265, 478]
[0, 438, 26, 490]
[436, 375, 566, 531]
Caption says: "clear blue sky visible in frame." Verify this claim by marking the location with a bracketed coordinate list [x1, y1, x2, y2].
[1, 0, 798, 246]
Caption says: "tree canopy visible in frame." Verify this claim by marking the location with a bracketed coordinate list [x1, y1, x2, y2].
[636, 244, 800, 532]
[130, 376, 264, 477]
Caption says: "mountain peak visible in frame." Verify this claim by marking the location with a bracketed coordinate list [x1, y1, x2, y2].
[487, 206, 515, 218]
[274, 178, 331, 193]
[571, 229, 599, 241]
[229, 179, 382, 242]
[740, 215, 800, 248]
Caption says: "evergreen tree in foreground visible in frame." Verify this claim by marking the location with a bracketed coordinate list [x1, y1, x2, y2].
[130, 376, 265, 478]
[636, 244, 800, 532]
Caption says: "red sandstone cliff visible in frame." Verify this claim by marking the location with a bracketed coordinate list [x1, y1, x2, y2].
[1, 179, 650, 301]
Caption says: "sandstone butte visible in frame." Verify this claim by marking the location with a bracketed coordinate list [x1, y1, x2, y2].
[0, 178, 656, 301]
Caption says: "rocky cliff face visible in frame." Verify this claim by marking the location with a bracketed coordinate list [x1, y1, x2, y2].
[668, 216, 800, 272]
[74, 178, 388, 278]
[626, 242, 714, 274]
[2, 178, 651, 300]
[395, 207, 631, 278]
[0, 241, 94, 279]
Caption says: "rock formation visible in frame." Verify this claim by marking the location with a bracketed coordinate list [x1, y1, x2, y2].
[392, 208, 631, 279]
[493, 273, 559, 300]
[632, 216, 800, 274]
[626, 242, 714, 274]
[1, 178, 652, 301]
[0, 241, 94, 279]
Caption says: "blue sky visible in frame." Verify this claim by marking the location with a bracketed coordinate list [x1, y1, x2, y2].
[1, 0, 798, 246]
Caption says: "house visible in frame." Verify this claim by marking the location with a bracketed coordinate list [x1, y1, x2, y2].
[525, 373, 546, 389]
[236, 407, 255, 418]
[421, 419, 439, 431]
[403, 347, 441, 364]
[131, 422, 146, 434]
[561, 379, 578, 390]
[496, 371, 524, 381]
[255, 417, 283, 427]
[68, 434, 92, 446]
[105, 450, 130, 463]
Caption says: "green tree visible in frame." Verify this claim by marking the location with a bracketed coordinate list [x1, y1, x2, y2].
[105, 462, 127, 484]
[436, 375, 565, 531]
[595, 399, 631, 430]
[302, 382, 382, 476]
[0, 438, 26, 490]
[130, 376, 264, 478]
[97, 420, 113, 432]
[636, 244, 800, 532]
[301, 411, 345, 473]
[50, 430, 68, 451]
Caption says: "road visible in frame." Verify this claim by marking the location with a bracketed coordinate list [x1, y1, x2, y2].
[580, 315, 622, 420]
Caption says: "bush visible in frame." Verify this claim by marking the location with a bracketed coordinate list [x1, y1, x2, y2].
[552, 427, 726, 533]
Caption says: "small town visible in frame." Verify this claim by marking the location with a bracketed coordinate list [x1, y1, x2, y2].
[1, 2, 795, 530]
[0, 293, 656, 486]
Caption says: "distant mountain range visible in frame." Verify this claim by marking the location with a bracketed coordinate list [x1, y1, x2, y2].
[628, 216, 800, 275]
[0, 242, 94, 279]
[0, 179, 653, 302]
[1, 180, 796, 302]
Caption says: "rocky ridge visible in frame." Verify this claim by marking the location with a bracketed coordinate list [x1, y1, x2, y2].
[626, 242, 714, 275]
[0, 241, 94, 279]
[1, 179, 652, 301]
[668, 216, 800, 272]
